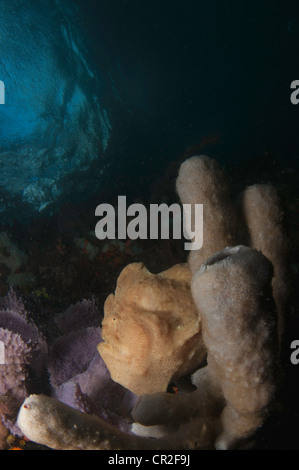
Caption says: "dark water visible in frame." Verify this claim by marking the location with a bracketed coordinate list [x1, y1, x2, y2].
[1, 0, 299, 216]
[76, 0, 299, 182]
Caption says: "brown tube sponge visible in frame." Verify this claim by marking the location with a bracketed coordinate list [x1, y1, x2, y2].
[191, 245, 277, 449]
[98, 262, 206, 396]
[132, 364, 224, 429]
[239, 184, 290, 340]
[176, 156, 241, 274]
[17, 394, 216, 450]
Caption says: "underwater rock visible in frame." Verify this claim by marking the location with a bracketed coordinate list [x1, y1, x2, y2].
[74, 238, 99, 261]
[0, 396, 20, 448]
[0, 232, 27, 274]
[6, 272, 36, 291]
[0, 232, 36, 291]
[98, 262, 206, 396]
[0, 0, 111, 220]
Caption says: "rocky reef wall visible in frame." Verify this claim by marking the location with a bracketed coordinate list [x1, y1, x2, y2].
[0, 0, 113, 220]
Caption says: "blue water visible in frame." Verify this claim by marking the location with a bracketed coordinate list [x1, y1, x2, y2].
[0, 0, 298, 222]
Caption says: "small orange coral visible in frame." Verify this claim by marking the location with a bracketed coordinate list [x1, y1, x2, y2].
[98, 262, 205, 396]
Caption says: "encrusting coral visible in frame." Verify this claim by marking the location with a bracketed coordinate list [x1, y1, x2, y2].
[98, 262, 205, 395]
[14, 155, 289, 450]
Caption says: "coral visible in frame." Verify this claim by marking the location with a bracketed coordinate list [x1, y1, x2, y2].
[48, 328, 102, 388]
[98, 262, 206, 395]
[0, 290, 48, 442]
[0, 289, 48, 374]
[55, 298, 101, 334]
[0, 329, 32, 400]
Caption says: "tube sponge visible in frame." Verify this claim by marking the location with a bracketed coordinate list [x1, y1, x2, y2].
[176, 156, 241, 274]
[176, 156, 290, 343]
[238, 184, 290, 341]
[98, 262, 206, 396]
[191, 245, 277, 449]
[17, 393, 215, 450]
